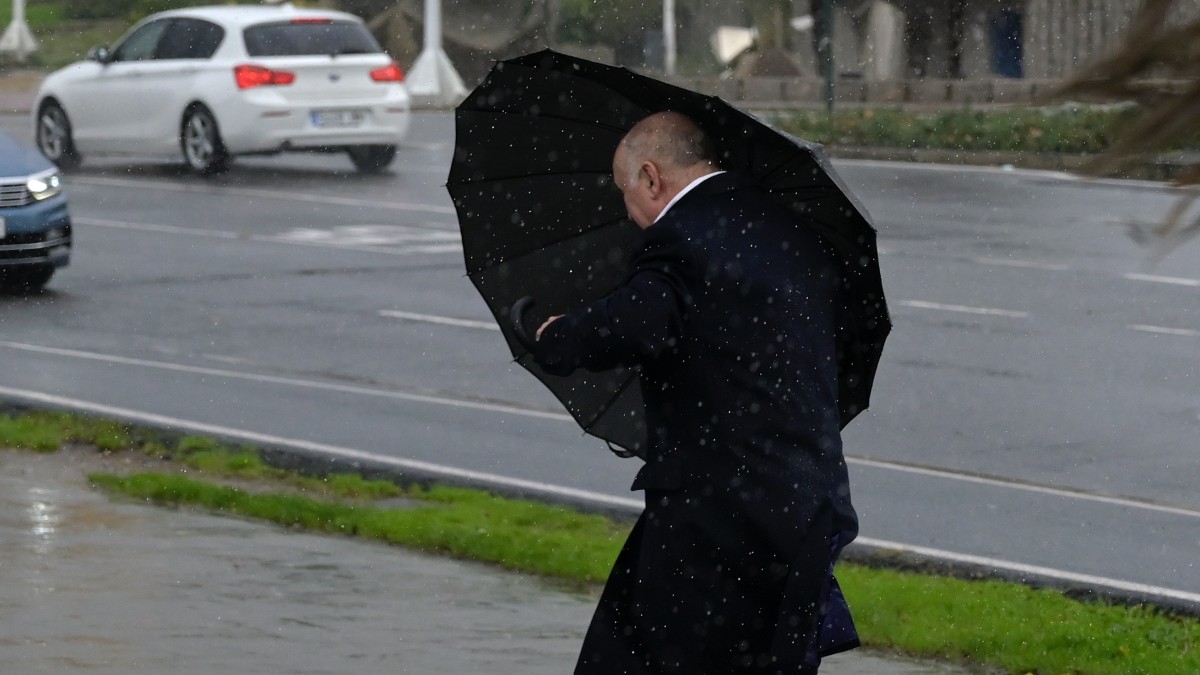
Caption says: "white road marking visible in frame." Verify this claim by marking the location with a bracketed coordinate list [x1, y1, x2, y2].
[1, 381, 1197, 606]
[70, 175, 456, 215]
[379, 310, 499, 331]
[898, 300, 1030, 319]
[849, 456, 1200, 519]
[972, 256, 1070, 271]
[1129, 324, 1200, 338]
[75, 216, 244, 240]
[1123, 272, 1200, 287]
[0, 341, 571, 423]
[75, 217, 463, 256]
[855, 536, 1200, 607]
[266, 225, 460, 246]
[0, 385, 638, 510]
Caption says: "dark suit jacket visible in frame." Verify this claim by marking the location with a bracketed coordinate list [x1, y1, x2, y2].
[535, 172, 858, 673]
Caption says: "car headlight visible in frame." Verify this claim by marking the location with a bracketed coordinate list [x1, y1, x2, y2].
[27, 170, 62, 201]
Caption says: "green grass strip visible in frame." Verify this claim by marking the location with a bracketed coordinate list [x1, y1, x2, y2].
[89, 471, 625, 584]
[0, 409, 132, 452]
[773, 105, 1200, 155]
[839, 564, 1200, 674]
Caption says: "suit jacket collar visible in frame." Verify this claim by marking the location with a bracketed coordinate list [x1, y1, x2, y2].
[669, 171, 748, 209]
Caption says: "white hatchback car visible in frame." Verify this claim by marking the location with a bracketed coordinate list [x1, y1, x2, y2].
[33, 3, 411, 175]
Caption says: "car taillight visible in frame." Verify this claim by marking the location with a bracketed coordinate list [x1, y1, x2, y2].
[370, 62, 404, 83]
[234, 64, 296, 89]
[291, 17, 331, 24]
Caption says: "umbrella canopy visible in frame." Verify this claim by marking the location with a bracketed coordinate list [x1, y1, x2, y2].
[448, 49, 890, 457]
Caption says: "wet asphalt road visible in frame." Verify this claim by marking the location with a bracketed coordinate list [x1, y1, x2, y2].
[0, 111, 1197, 608]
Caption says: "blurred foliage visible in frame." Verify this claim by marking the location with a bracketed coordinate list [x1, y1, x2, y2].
[58, 0, 313, 22]
[26, 19, 126, 68]
[773, 105, 1185, 155]
[60, 0, 131, 20]
[1044, 0, 1200, 255]
[0, 1, 65, 28]
[556, 0, 657, 49]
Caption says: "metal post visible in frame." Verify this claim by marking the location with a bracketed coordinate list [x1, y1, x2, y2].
[821, 0, 835, 114]
[663, 0, 677, 77]
[0, 0, 39, 61]
[407, 0, 467, 108]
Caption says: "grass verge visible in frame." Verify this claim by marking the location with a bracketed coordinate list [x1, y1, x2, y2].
[3, 407, 1199, 673]
[772, 105, 1200, 156]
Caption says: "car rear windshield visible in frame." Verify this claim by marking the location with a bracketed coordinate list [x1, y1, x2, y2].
[243, 20, 382, 57]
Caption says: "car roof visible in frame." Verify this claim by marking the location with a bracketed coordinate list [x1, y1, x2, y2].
[150, 3, 363, 29]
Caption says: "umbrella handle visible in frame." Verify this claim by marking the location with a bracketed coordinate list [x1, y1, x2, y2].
[511, 296, 538, 352]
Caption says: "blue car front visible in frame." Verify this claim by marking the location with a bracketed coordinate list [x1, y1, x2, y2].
[0, 130, 71, 290]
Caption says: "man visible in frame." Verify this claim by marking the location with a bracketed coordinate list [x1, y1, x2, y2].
[531, 111, 859, 674]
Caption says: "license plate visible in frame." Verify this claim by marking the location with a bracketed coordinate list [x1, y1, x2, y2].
[311, 109, 364, 128]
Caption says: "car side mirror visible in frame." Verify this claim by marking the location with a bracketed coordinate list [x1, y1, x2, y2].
[87, 46, 111, 63]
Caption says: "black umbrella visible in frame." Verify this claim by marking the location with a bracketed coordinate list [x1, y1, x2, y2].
[448, 49, 889, 458]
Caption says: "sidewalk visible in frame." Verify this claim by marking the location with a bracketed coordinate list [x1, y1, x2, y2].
[0, 448, 967, 674]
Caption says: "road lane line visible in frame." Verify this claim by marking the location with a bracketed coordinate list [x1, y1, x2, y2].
[849, 456, 1200, 519]
[0, 385, 639, 511]
[0, 341, 571, 423]
[1129, 324, 1200, 338]
[5, 340, 1199, 522]
[75, 216, 245, 239]
[0, 382, 1196, 607]
[1123, 272, 1200, 287]
[972, 257, 1070, 271]
[855, 536, 1200, 607]
[379, 310, 500, 331]
[75, 217, 463, 256]
[69, 175, 456, 215]
[898, 300, 1030, 319]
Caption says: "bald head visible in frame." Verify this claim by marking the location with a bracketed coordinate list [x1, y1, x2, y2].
[616, 112, 718, 178]
[612, 112, 720, 228]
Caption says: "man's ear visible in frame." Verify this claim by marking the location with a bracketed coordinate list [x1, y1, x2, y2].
[642, 162, 665, 198]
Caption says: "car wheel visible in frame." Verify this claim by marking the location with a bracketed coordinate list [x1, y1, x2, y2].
[0, 266, 55, 292]
[36, 101, 82, 171]
[347, 144, 397, 174]
[180, 106, 231, 175]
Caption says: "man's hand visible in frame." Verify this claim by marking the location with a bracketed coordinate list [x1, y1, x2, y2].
[536, 315, 563, 340]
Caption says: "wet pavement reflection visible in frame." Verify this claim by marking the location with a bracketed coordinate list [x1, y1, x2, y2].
[0, 449, 964, 674]
[0, 450, 590, 674]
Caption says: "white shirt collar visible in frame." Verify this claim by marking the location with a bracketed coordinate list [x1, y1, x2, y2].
[653, 170, 726, 223]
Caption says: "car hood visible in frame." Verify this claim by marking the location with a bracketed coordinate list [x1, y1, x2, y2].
[0, 131, 54, 177]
